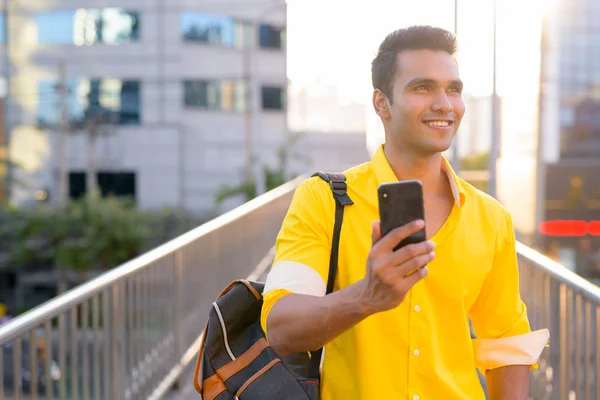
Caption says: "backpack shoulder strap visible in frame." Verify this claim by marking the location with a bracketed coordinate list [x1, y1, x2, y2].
[311, 172, 353, 293]
[308, 172, 353, 378]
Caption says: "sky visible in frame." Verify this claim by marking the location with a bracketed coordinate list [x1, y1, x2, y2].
[286, 0, 552, 104]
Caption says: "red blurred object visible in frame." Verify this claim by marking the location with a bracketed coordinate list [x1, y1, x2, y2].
[589, 221, 600, 236]
[539, 220, 600, 236]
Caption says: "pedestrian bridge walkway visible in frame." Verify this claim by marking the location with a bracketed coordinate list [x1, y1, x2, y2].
[1, 176, 599, 400]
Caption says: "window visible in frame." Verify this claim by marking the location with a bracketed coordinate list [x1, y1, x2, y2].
[261, 86, 285, 110]
[38, 78, 141, 127]
[0, 15, 5, 43]
[36, 8, 139, 45]
[183, 80, 248, 112]
[69, 171, 136, 199]
[181, 12, 251, 49]
[259, 24, 285, 50]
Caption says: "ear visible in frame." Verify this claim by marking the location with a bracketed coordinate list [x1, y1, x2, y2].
[372, 89, 391, 119]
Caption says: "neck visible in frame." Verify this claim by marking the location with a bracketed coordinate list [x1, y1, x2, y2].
[383, 144, 445, 197]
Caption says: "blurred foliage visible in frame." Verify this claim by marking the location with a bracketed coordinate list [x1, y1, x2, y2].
[0, 137, 312, 275]
[144, 206, 208, 249]
[216, 134, 312, 205]
[460, 151, 489, 171]
[0, 195, 148, 272]
[215, 178, 257, 206]
[0, 195, 203, 273]
[0, 159, 31, 205]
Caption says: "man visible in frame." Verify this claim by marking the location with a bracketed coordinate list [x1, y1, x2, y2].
[261, 26, 549, 399]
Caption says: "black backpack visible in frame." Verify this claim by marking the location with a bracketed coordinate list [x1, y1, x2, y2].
[193, 172, 353, 399]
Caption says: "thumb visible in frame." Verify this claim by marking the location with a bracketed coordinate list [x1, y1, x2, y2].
[371, 221, 381, 245]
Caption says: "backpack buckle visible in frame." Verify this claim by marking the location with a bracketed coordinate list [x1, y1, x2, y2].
[330, 180, 346, 194]
[311, 172, 354, 206]
[329, 180, 353, 206]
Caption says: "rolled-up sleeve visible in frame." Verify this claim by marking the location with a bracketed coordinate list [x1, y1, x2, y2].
[260, 178, 333, 339]
[469, 210, 549, 372]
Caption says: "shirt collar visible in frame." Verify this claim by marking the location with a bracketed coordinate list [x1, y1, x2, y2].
[371, 144, 465, 208]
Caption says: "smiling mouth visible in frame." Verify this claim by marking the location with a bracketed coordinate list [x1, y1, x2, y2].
[423, 120, 454, 128]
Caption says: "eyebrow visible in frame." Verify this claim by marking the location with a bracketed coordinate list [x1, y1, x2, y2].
[406, 78, 464, 90]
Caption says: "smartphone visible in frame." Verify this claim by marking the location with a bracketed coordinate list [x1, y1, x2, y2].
[378, 180, 426, 252]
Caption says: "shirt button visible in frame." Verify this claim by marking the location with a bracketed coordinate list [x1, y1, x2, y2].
[414, 305, 421, 312]
[413, 349, 420, 356]
[413, 395, 420, 400]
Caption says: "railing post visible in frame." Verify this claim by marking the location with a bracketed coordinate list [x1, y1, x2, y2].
[596, 306, 600, 400]
[0, 343, 3, 399]
[112, 283, 125, 400]
[558, 284, 568, 400]
[173, 250, 184, 390]
[13, 336, 22, 400]
[0, 344, 3, 399]
[59, 313, 67, 400]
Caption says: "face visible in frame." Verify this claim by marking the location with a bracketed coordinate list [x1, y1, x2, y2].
[373, 49, 465, 156]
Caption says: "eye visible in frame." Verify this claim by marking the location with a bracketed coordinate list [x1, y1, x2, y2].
[415, 85, 429, 91]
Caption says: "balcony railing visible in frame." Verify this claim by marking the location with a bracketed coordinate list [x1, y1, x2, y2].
[1, 175, 599, 400]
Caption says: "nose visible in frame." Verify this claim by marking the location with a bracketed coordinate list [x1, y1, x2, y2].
[431, 90, 454, 114]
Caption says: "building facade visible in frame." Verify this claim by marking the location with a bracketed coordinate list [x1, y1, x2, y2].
[3, 0, 291, 214]
[537, 0, 600, 277]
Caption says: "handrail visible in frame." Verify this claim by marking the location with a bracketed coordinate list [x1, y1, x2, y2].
[1, 174, 301, 400]
[516, 241, 600, 303]
[3, 171, 600, 400]
[0, 176, 304, 345]
[149, 246, 277, 400]
[517, 243, 600, 399]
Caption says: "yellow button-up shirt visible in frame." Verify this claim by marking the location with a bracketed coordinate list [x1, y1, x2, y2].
[261, 146, 548, 399]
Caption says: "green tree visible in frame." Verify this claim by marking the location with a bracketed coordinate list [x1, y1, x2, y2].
[53, 195, 149, 272]
[0, 160, 30, 206]
[0, 195, 150, 293]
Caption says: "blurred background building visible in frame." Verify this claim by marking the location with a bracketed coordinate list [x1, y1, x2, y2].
[4, 0, 289, 213]
[495, 0, 600, 280]
[0, 0, 368, 215]
[535, 0, 600, 277]
[1, 0, 599, 296]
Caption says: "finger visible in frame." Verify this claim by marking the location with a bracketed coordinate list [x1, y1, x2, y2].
[371, 220, 381, 245]
[395, 250, 435, 277]
[403, 266, 429, 288]
[389, 240, 435, 268]
[375, 219, 425, 252]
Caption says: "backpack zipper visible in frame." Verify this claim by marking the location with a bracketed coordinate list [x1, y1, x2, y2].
[213, 301, 236, 360]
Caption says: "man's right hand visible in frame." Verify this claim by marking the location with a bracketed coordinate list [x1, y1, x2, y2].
[266, 220, 435, 356]
[359, 220, 435, 314]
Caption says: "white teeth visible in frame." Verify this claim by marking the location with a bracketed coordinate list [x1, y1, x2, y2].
[426, 120, 450, 127]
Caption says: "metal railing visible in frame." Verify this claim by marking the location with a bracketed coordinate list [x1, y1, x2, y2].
[518, 242, 600, 400]
[0, 177, 301, 400]
[2, 174, 600, 400]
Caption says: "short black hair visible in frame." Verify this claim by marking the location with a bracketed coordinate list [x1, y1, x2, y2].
[371, 25, 457, 103]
